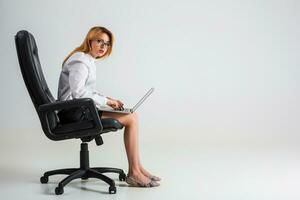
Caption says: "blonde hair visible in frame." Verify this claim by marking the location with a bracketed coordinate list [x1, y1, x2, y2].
[62, 26, 114, 66]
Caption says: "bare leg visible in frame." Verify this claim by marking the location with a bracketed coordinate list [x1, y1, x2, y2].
[101, 112, 152, 184]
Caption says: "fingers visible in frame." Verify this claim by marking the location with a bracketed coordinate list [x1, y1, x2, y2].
[108, 99, 124, 110]
[110, 100, 122, 110]
[108, 100, 119, 109]
[116, 100, 124, 110]
[116, 102, 124, 110]
[115, 101, 124, 110]
[117, 100, 124, 106]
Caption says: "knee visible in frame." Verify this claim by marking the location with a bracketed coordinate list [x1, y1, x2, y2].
[126, 112, 138, 126]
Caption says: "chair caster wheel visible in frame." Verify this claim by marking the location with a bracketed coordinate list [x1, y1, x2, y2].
[119, 172, 126, 181]
[40, 176, 48, 184]
[55, 186, 64, 195]
[109, 186, 116, 194]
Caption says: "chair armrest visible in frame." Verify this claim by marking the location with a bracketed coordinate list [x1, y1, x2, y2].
[38, 98, 103, 138]
[39, 98, 95, 112]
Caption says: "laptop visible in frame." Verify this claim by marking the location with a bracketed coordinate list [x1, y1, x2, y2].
[98, 88, 154, 114]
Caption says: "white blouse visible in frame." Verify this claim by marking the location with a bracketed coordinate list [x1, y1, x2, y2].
[57, 52, 107, 108]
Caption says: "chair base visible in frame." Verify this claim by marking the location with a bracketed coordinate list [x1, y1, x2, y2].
[40, 143, 126, 195]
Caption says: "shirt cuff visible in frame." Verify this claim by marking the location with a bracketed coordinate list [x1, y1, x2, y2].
[93, 94, 108, 108]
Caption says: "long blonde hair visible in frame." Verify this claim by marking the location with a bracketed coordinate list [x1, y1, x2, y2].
[62, 26, 114, 66]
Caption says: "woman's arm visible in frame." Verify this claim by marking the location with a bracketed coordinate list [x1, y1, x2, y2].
[68, 62, 108, 107]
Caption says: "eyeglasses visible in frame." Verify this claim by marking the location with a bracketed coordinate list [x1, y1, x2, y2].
[95, 39, 111, 48]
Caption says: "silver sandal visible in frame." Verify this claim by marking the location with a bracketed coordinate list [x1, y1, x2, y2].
[149, 175, 161, 182]
[125, 176, 160, 187]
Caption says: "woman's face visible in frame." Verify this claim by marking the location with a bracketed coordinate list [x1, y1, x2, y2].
[89, 32, 111, 58]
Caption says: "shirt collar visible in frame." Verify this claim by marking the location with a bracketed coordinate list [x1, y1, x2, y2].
[86, 53, 96, 62]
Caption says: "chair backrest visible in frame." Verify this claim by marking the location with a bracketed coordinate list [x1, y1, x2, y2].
[15, 30, 58, 129]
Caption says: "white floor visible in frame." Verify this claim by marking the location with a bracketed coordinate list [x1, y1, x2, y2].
[1, 131, 300, 200]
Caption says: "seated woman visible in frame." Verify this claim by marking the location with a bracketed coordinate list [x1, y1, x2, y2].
[57, 26, 160, 187]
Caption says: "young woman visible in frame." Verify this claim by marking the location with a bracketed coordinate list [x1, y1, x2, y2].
[57, 26, 160, 187]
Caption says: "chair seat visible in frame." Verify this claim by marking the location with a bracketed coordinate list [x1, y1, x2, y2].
[54, 121, 94, 134]
[54, 118, 123, 135]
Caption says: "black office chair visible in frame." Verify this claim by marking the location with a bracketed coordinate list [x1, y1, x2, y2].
[15, 30, 126, 195]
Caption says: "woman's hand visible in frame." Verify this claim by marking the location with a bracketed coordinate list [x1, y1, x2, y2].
[107, 98, 124, 110]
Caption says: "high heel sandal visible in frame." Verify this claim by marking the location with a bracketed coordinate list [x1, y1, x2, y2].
[148, 175, 161, 182]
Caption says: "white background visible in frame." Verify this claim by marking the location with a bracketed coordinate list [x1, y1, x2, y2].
[0, 0, 300, 199]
